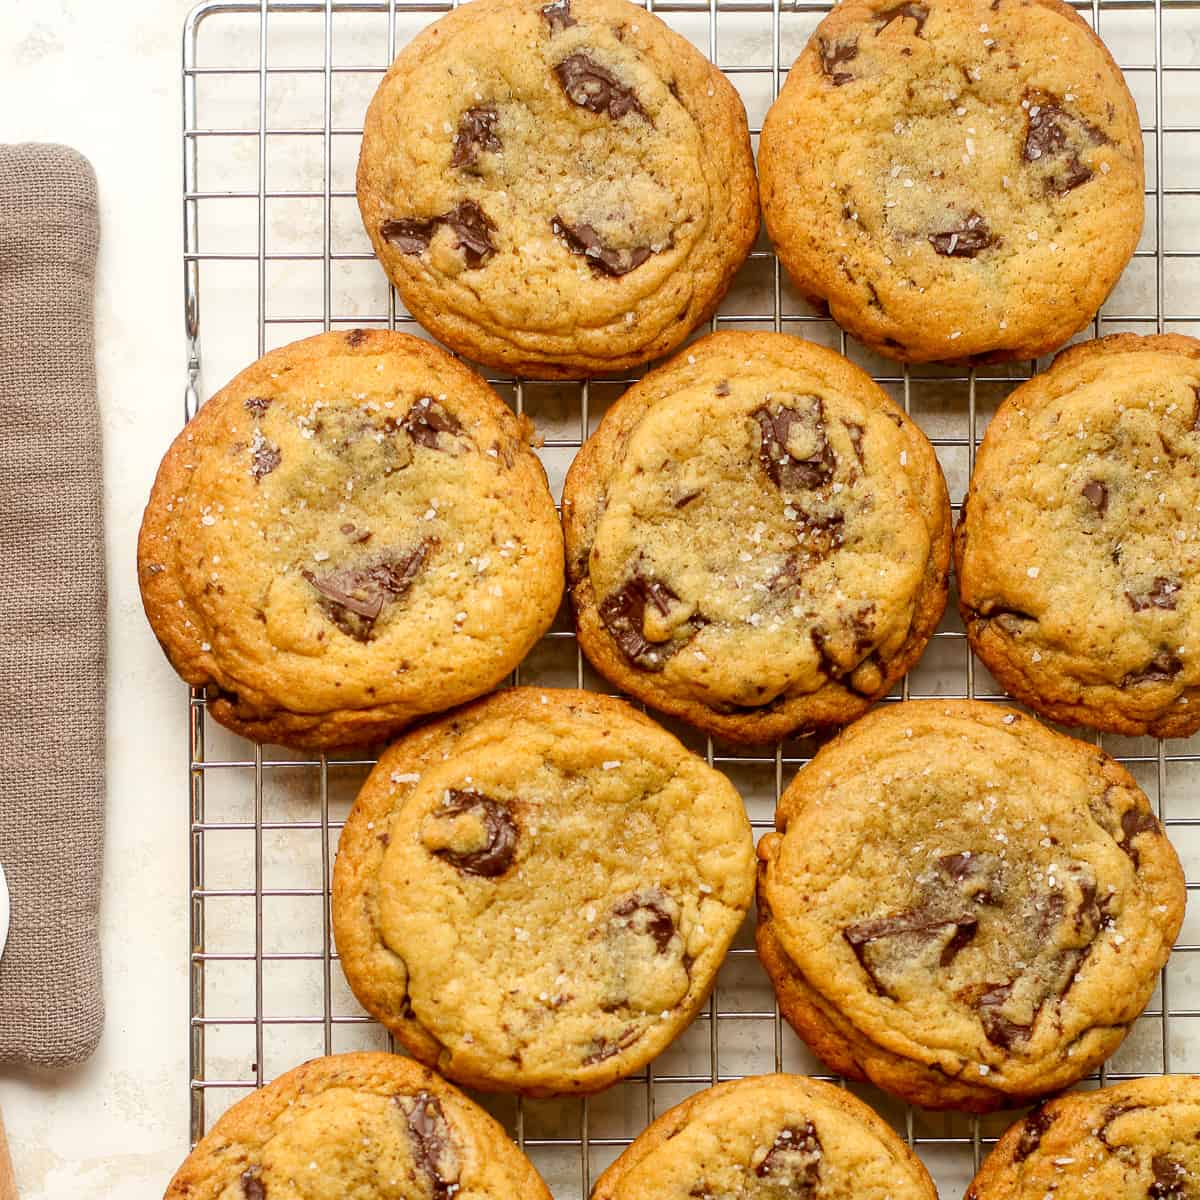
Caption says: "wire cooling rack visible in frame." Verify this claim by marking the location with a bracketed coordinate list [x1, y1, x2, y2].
[181, 0, 1200, 1194]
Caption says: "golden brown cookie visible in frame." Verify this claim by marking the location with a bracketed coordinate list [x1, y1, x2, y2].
[138, 330, 563, 749]
[163, 1052, 551, 1200]
[759, 0, 1143, 364]
[965, 1076, 1200, 1199]
[757, 700, 1185, 1112]
[592, 1074, 937, 1200]
[957, 333, 1200, 739]
[356, 0, 758, 379]
[561, 331, 951, 744]
[331, 687, 755, 1096]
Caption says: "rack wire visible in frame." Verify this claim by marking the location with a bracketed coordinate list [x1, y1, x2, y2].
[181, 0, 1200, 1194]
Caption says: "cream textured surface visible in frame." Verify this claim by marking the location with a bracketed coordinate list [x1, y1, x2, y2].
[3, 2, 1200, 1200]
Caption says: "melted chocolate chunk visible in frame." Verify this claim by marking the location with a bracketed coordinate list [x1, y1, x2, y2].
[1120, 806, 1162, 868]
[402, 396, 463, 449]
[1014, 1106, 1055, 1162]
[554, 54, 647, 121]
[541, 0, 577, 32]
[1149, 1155, 1190, 1200]
[450, 106, 501, 169]
[1023, 98, 1108, 195]
[1123, 651, 1184, 686]
[551, 215, 653, 277]
[1127, 577, 1181, 612]
[599, 571, 699, 670]
[755, 1122, 822, 1194]
[400, 1091, 460, 1200]
[250, 431, 281, 481]
[431, 790, 518, 877]
[929, 211, 995, 258]
[819, 37, 859, 85]
[978, 982, 1031, 1048]
[754, 397, 836, 492]
[346, 328, 369, 348]
[380, 201, 497, 268]
[844, 852, 1006, 996]
[1193, 385, 1200, 432]
[583, 1026, 642, 1065]
[244, 396, 272, 416]
[303, 541, 432, 641]
[241, 1169, 266, 1200]
[874, 2, 929, 36]
[612, 890, 676, 953]
[1082, 479, 1108, 513]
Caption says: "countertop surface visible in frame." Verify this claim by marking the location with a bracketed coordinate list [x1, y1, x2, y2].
[2, 2, 198, 1194]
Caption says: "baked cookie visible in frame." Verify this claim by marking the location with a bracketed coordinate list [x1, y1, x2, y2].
[138, 330, 563, 750]
[331, 687, 755, 1095]
[756, 700, 1185, 1112]
[591, 1074, 937, 1200]
[561, 331, 951, 743]
[356, 0, 758, 379]
[759, 0, 1143, 364]
[958, 333, 1200, 739]
[965, 1075, 1200, 1199]
[163, 1051, 550, 1200]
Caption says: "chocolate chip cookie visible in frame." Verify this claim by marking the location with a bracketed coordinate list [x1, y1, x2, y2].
[958, 333, 1200, 738]
[138, 329, 563, 749]
[965, 1075, 1200, 1200]
[357, 0, 758, 379]
[561, 331, 951, 743]
[331, 687, 755, 1095]
[756, 700, 1185, 1112]
[591, 1074, 937, 1200]
[164, 1051, 550, 1200]
[759, 0, 1143, 363]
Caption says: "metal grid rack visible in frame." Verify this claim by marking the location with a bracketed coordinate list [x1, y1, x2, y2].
[181, 1, 1200, 1195]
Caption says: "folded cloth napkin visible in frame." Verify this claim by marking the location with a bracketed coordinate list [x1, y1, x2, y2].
[0, 144, 105, 1067]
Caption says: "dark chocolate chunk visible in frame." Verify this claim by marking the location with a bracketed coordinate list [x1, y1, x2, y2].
[381, 201, 497, 268]
[583, 1026, 642, 1065]
[402, 396, 463, 450]
[541, 0, 577, 33]
[1082, 479, 1108, 513]
[977, 982, 1032, 1048]
[399, 1091, 460, 1200]
[244, 396, 272, 416]
[551, 215, 653, 277]
[430, 790, 518, 877]
[1149, 1155, 1190, 1200]
[1096, 1103, 1143, 1147]
[599, 571, 699, 671]
[938, 851, 1001, 903]
[303, 540, 432, 641]
[819, 37, 859, 85]
[1013, 1106, 1055, 1162]
[1119, 806, 1162, 868]
[554, 54, 648, 121]
[929, 211, 995, 258]
[1123, 651, 1184, 686]
[450, 106, 501, 169]
[241, 1169, 266, 1200]
[1193, 385, 1200, 432]
[1127, 576, 1181, 612]
[674, 489, 703, 509]
[845, 908, 978, 981]
[612, 890, 676, 953]
[345, 328, 369, 347]
[753, 397, 836, 492]
[1023, 97, 1108, 196]
[380, 215, 439, 256]
[874, 2, 929, 36]
[755, 1121, 822, 1194]
[250, 432, 281, 481]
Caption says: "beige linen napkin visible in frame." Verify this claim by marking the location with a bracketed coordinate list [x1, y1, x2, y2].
[0, 144, 105, 1067]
